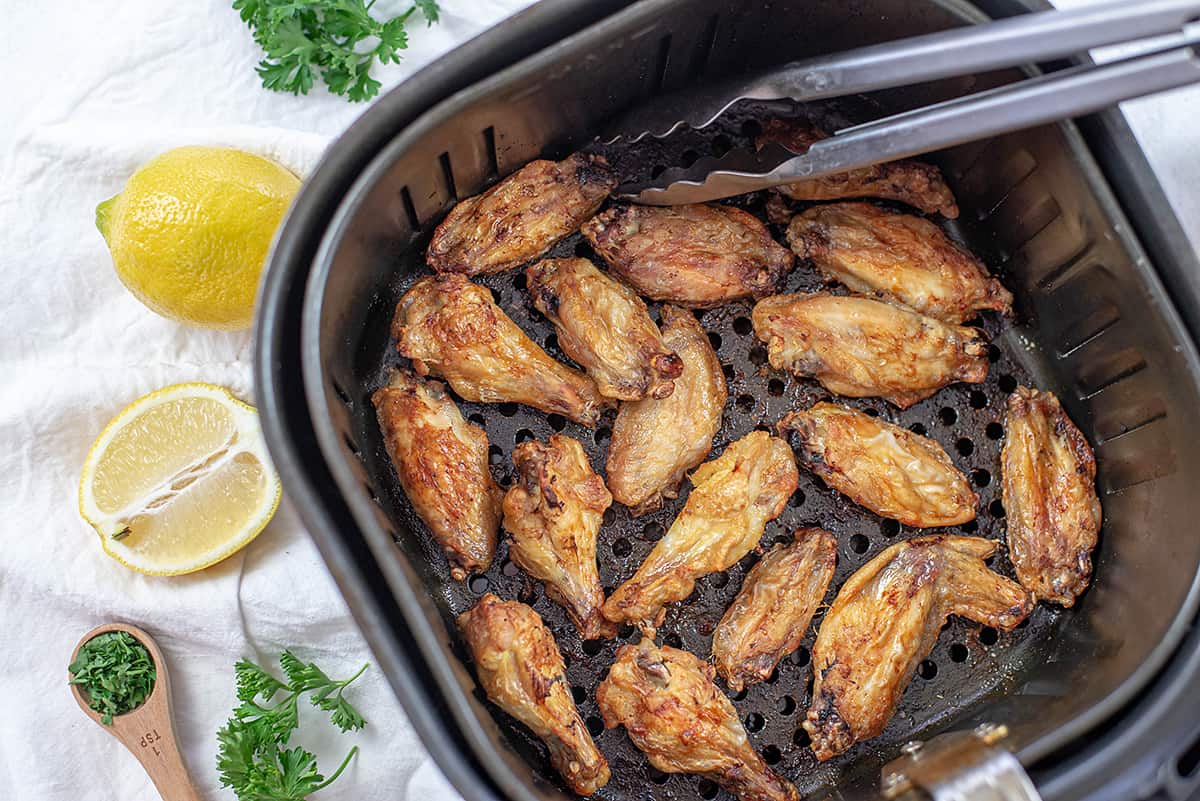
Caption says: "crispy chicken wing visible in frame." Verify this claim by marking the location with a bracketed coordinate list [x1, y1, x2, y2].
[597, 638, 800, 801]
[372, 369, 501, 580]
[1002, 387, 1101, 607]
[752, 292, 988, 407]
[804, 536, 1033, 760]
[527, 257, 683, 400]
[458, 595, 610, 795]
[606, 305, 727, 514]
[394, 274, 611, 426]
[427, 153, 616, 276]
[503, 434, 617, 639]
[581, 204, 794, 308]
[603, 431, 798, 628]
[779, 403, 977, 527]
[757, 119, 959, 218]
[712, 527, 838, 693]
[786, 203, 1012, 324]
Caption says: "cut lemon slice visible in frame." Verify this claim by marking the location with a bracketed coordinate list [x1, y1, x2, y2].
[79, 383, 282, 575]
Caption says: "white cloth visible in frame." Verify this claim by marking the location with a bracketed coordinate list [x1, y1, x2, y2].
[3, 2, 1199, 801]
[0, 2, 530, 800]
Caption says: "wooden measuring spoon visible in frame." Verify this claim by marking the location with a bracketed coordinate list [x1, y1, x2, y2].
[70, 623, 202, 801]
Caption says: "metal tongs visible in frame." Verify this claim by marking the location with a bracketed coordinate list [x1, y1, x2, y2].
[610, 0, 1200, 205]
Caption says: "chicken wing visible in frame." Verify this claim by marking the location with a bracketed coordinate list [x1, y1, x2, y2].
[394, 274, 611, 426]
[597, 638, 800, 801]
[458, 595, 610, 795]
[779, 403, 977, 527]
[603, 431, 798, 628]
[757, 119, 959, 218]
[712, 527, 838, 693]
[804, 536, 1033, 760]
[427, 153, 616, 276]
[527, 257, 683, 400]
[372, 369, 501, 579]
[606, 305, 727, 514]
[503, 434, 616, 639]
[581, 203, 794, 308]
[752, 292, 988, 408]
[1002, 387, 1101, 607]
[786, 203, 1012, 324]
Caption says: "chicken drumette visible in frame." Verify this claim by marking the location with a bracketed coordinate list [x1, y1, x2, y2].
[786, 202, 1012, 324]
[752, 292, 988, 408]
[458, 594, 610, 795]
[779, 402, 977, 528]
[804, 536, 1033, 760]
[427, 153, 616, 275]
[527, 257, 682, 400]
[1002, 387, 1101, 607]
[372, 368, 501, 579]
[581, 203, 794, 308]
[603, 431, 798, 629]
[606, 305, 727, 515]
[712, 527, 837, 693]
[393, 274, 611, 426]
[597, 637, 800, 801]
[503, 434, 616, 639]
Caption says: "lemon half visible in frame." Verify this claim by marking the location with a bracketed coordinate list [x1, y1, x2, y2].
[79, 383, 282, 575]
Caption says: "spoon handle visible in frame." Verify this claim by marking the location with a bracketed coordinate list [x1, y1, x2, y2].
[111, 701, 203, 801]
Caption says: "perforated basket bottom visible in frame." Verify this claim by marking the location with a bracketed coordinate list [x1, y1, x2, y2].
[365, 105, 1063, 800]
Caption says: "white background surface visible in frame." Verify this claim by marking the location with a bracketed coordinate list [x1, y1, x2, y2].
[0, 1, 1196, 800]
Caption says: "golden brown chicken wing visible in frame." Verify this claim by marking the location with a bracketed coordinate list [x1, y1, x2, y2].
[712, 527, 837, 693]
[603, 431, 798, 628]
[458, 595, 610, 795]
[1001, 387, 1101, 607]
[527, 257, 683, 400]
[606, 305, 727, 514]
[597, 638, 800, 801]
[427, 153, 616, 276]
[372, 369, 501, 580]
[503, 434, 616, 639]
[786, 203, 1012, 324]
[779, 403, 976, 527]
[757, 119, 959, 218]
[804, 536, 1033, 760]
[581, 204, 794, 308]
[393, 274, 611, 426]
[752, 292, 988, 408]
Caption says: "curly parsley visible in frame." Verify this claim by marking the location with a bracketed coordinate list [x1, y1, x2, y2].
[69, 631, 157, 725]
[233, 0, 441, 102]
[217, 651, 369, 801]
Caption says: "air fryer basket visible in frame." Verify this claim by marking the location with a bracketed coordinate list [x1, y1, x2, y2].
[297, 1, 1200, 800]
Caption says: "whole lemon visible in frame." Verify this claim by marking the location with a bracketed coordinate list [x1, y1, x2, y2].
[96, 146, 300, 330]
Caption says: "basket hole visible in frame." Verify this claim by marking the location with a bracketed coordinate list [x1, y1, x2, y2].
[849, 534, 870, 554]
[602, 508, 616, 526]
[515, 428, 535, 445]
[791, 646, 810, 667]
[763, 745, 782, 765]
[737, 394, 755, 413]
[698, 779, 720, 800]
[950, 643, 969, 663]
[909, 422, 927, 436]
[612, 537, 632, 557]
[918, 660, 938, 680]
[749, 345, 768, 366]
[571, 685, 587, 705]
[648, 767, 671, 785]
[547, 414, 567, 432]
[733, 316, 752, 336]
[573, 240, 592, 257]
[332, 380, 352, 405]
[650, 164, 668, 179]
[778, 695, 797, 715]
[619, 624, 637, 640]
[986, 421, 1004, 440]
[987, 344, 1002, 362]
[488, 445, 504, 466]
[582, 639, 604, 656]
[709, 572, 729, 589]
[543, 332, 558, 352]
[864, 408, 879, 417]
[961, 519, 979, 534]
[502, 559, 520, 577]
[980, 627, 999, 646]
[711, 134, 733, 157]
[881, 519, 900, 537]
[972, 468, 992, 487]
[768, 378, 786, 397]
[732, 687, 748, 701]
[641, 522, 665, 541]
[587, 716, 605, 737]
[707, 331, 722, 351]
[956, 438, 974, 457]
[939, 407, 958, 426]
[793, 728, 811, 747]
[970, 390, 988, 409]
[595, 426, 612, 445]
[741, 119, 763, 139]
[680, 149, 700, 168]
[468, 412, 486, 426]
[518, 582, 539, 604]
[512, 272, 527, 291]
[999, 374, 1018, 393]
[722, 363, 736, 383]
[789, 490, 806, 508]
[989, 499, 1006, 518]
[498, 402, 519, 417]
[343, 432, 361, 456]
[664, 632, 683, 649]
[468, 575, 489, 593]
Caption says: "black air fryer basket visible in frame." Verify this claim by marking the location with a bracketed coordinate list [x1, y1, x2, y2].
[255, 2, 1200, 800]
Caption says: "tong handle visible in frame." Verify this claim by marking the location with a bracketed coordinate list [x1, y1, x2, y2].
[742, 0, 1200, 104]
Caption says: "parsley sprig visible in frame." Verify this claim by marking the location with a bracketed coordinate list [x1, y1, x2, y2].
[217, 651, 369, 801]
[233, 0, 441, 102]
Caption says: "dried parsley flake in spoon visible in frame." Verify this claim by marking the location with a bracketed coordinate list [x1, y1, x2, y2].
[69, 631, 156, 724]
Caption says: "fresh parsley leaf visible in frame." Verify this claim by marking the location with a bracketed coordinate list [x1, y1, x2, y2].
[233, 0, 441, 101]
[217, 652, 369, 800]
